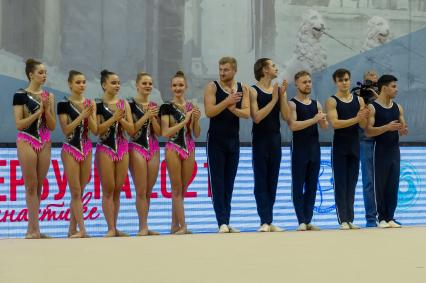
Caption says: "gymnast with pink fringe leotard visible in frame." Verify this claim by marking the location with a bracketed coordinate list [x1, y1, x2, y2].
[127, 98, 160, 161]
[13, 88, 51, 151]
[159, 101, 195, 160]
[57, 98, 93, 162]
[95, 98, 129, 161]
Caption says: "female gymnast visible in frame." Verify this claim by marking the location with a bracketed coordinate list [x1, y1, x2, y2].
[13, 58, 56, 239]
[127, 72, 161, 236]
[95, 70, 133, 237]
[57, 70, 97, 238]
[160, 71, 201, 235]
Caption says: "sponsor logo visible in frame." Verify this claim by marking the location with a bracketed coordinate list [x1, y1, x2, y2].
[314, 161, 336, 214]
[397, 161, 421, 210]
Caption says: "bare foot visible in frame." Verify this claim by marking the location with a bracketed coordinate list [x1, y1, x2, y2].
[70, 231, 89, 239]
[67, 231, 78, 238]
[104, 230, 116, 237]
[116, 230, 129, 237]
[67, 230, 77, 238]
[25, 232, 40, 239]
[170, 225, 180, 234]
[137, 228, 149, 236]
[148, 230, 160, 236]
[174, 226, 187, 235]
[40, 233, 52, 239]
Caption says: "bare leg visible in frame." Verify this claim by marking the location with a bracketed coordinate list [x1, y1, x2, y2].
[166, 149, 185, 234]
[146, 152, 160, 235]
[180, 152, 195, 234]
[36, 142, 52, 238]
[167, 152, 179, 234]
[76, 151, 92, 238]
[17, 141, 40, 239]
[62, 151, 87, 238]
[171, 203, 179, 233]
[114, 153, 129, 236]
[68, 152, 92, 237]
[130, 151, 149, 235]
[68, 209, 77, 237]
[96, 151, 116, 237]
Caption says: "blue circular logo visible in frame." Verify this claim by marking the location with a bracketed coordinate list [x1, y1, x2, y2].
[314, 160, 336, 214]
[397, 161, 421, 210]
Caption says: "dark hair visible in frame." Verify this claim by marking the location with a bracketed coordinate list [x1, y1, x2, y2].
[100, 69, 115, 90]
[377, 74, 398, 92]
[68, 70, 84, 83]
[253, 58, 271, 81]
[171, 71, 187, 84]
[136, 72, 151, 83]
[294, 70, 311, 82]
[332, 68, 351, 82]
[25, 58, 42, 81]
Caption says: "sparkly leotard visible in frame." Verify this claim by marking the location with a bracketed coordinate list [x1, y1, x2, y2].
[95, 99, 129, 161]
[13, 88, 51, 151]
[127, 98, 159, 161]
[159, 101, 195, 160]
[57, 98, 92, 162]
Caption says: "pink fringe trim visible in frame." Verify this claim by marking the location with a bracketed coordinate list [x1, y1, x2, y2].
[84, 99, 91, 107]
[16, 90, 51, 152]
[151, 137, 160, 152]
[96, 137, 129, 162]
[40, 127, 51, 142]
[41, 90, 49, 101]
[165, 136, 195, 160]
[185, 102, 193, 112]
[116, 99, 125, 110]
[129, 137, 159, 161]
[16, 129, 51, 152]
[62, 139, 92, 162]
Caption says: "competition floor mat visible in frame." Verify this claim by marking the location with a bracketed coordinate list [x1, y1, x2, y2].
[1, 226, 426, 283]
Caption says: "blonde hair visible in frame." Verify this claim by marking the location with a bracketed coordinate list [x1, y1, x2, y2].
[219, 57, 237, 71]
[136, 72, 151, 83]
[363, 70, 378, 80]
[294, 70, 311, 82]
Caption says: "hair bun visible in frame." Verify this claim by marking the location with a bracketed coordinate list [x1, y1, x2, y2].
[25, 58, 38, 65]
[69, 69, 77, 76]
[24, 58, 42, 81]
[101, 69, 110, 76]
[68, 70, 83, 82]
[175, 71, 185, 76]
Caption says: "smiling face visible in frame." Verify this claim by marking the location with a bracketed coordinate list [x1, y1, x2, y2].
[136, 75, 153, 96]
[69, 74, 86, 95]
[171, 77, 187, 99]
[102, 74, 120, 95]
[29, 64, 47, 85]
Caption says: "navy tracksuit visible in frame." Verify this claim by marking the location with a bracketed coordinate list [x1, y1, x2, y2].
[251, 85, 281, 225]
[372, 101, 401, 222]
[290, 98, 320, 225]
[207, 81, 242, 227]
[331, 95, 360, 224]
